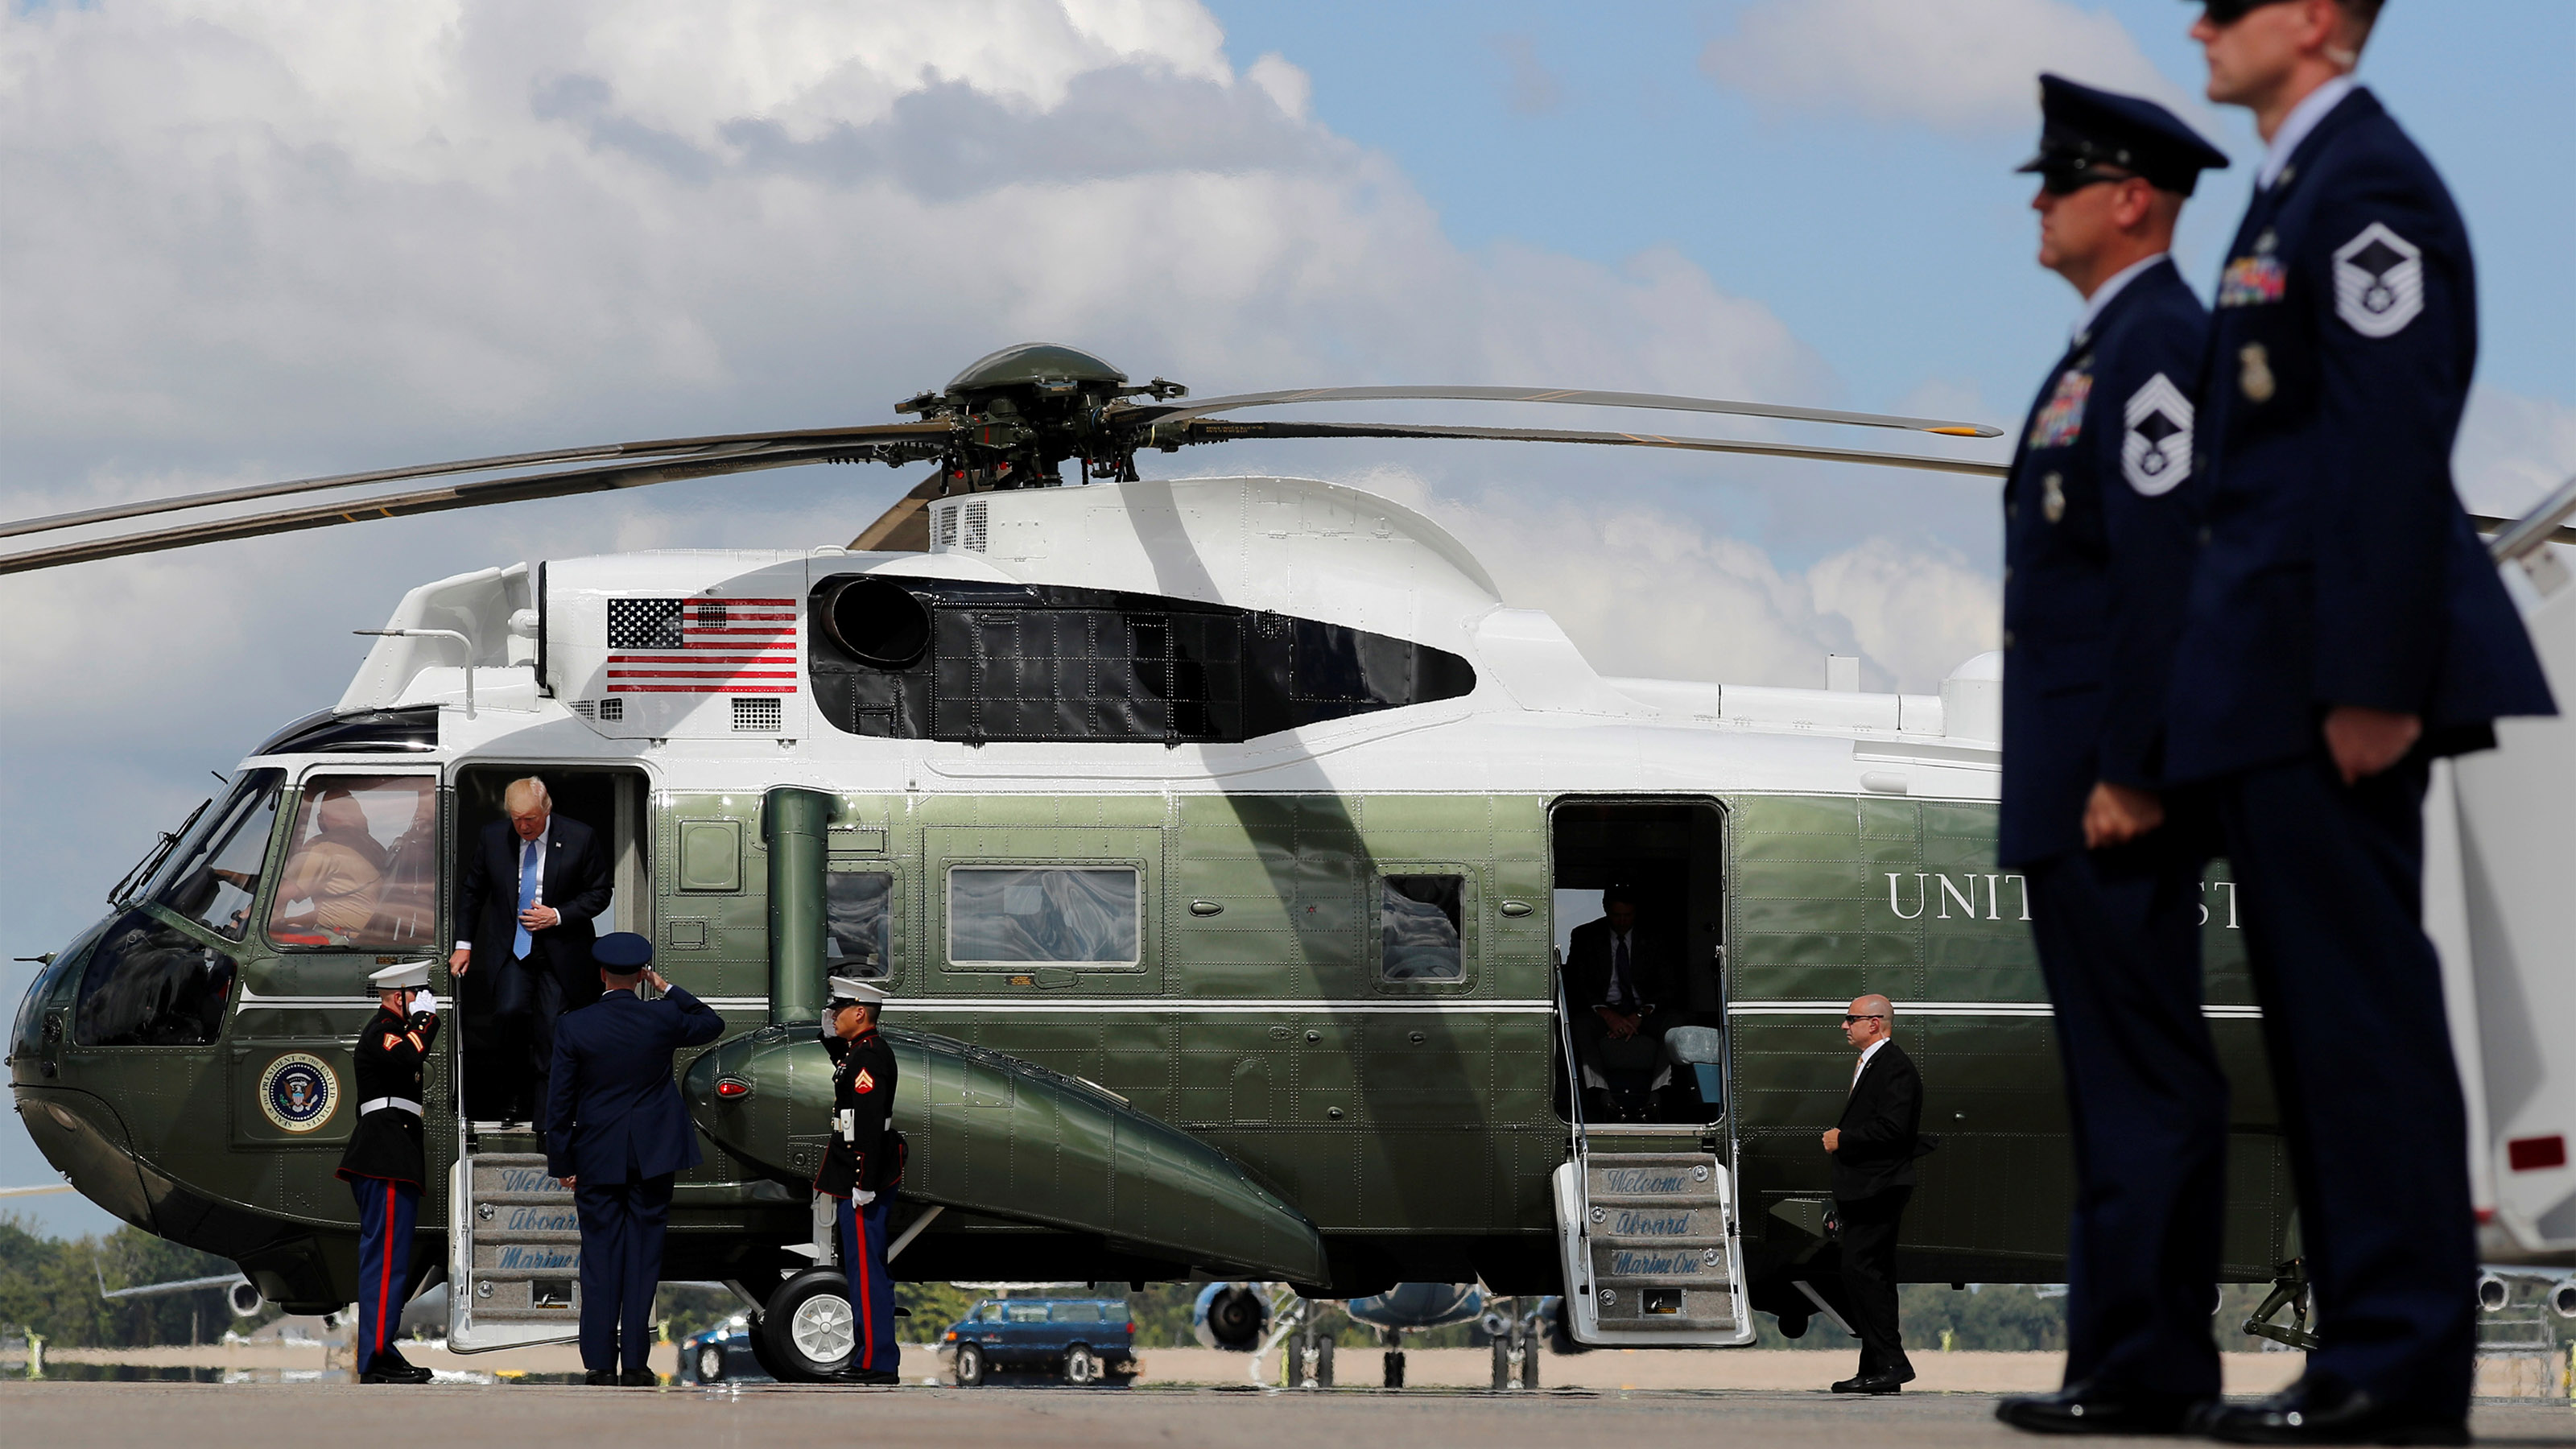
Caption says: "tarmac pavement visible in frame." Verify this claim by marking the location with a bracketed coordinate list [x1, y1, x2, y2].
[4, 1380, 2570, 1449]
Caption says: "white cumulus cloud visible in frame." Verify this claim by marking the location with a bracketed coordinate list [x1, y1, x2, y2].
[1702, 0, 2211, 138]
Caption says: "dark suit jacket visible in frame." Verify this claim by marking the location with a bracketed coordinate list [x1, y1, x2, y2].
[456, 815, 612, 993]
[543, 986, 724, 1184]
[2167, 86, 2555, 783]
[1832, 1039, 1924, 1202]
[1998, 258, 2210, 867]
[1564, 919, 1680, 1015]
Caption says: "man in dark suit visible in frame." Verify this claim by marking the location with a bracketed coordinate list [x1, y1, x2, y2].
[1824, 994, 1922, 1395]
[1991, 77, 2232, 1437]
[452, 777, 612, 1123]
[543, 932, 724, 1386]
[1562, 886, 1685, 1122]
[2166, 3, 2556, 1441]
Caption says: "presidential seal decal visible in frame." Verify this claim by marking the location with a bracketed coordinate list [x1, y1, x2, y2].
[258, 1052, 340, 1133]
[2333, 222, 2423, 337]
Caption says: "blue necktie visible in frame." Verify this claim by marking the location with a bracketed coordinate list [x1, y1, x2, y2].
[513, 838, 539, 958]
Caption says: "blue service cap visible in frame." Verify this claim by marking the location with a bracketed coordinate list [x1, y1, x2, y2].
[594, 932, 654, 972]
[2020, 74, 2230, 196]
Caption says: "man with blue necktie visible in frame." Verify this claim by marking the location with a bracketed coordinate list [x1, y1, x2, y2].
[546, 932, 724, 1385]
[452, 777, 611, 1125]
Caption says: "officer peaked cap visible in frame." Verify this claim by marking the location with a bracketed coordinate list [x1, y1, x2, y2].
[593, 932, 654, 971]
[2020, 74, 2230, 196]
[828, 976, 890, 1006]
[369, 960, 431, 991]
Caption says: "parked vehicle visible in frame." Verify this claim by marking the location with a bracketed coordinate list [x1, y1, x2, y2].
[937, 1297, 1137, 1386]
[677, 1315, 775, 1385]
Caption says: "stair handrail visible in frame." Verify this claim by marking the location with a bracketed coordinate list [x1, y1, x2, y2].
[1551, 948, 1592, 1267]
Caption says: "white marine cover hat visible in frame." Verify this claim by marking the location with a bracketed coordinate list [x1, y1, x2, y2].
[369, 960, 432, 991]
[826, 976, 890, 1005]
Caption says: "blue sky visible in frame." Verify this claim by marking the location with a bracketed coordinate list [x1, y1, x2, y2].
[3, 0, 2570, 1235]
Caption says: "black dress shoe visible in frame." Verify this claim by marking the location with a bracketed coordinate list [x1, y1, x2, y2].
[361, 1360, 434, 1385]
[584, 1369, 617, 1386]
[1996, 1382, 2202, 1435]
[2194, 1377, 2467, 1446]
[1831, 1373, 1906, 1394]
[619, 1368, 659, 1387]
[831, 1367, 902, 1385]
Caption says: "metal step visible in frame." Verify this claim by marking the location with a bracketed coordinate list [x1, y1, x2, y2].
[1554, 1152, 1753, 1348]
[460, 1153, 582, 1323]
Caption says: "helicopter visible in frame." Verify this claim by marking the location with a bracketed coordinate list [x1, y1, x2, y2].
[7, 342, 2570, 1382]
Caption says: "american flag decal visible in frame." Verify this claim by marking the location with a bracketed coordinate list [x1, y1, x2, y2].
[605, 597, 798, 694]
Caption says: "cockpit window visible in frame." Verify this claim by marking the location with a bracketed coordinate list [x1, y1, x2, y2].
[76, 907, 237, 1046]
[267, 775, 440, 950]
[146, 770, 284, 941]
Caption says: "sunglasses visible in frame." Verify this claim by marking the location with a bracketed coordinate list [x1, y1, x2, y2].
[2199, 0, 2297, 23]
[2039, 167, 2142, 196]
[1843, 1014, 1885, 1025]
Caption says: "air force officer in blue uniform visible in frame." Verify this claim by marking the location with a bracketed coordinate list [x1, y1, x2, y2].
[544, 932, 724, 1385]
[1991, 77, 2231, 1439]
[2167, 2, 2556, 1442]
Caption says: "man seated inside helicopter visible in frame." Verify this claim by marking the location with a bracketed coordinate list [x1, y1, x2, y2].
[262, 787, 390, 946]
[1564, 886, 1690, 1123]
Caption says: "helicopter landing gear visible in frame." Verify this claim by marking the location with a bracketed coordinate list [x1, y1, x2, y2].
[2241, 1258, 2318, 1352]
[1380, 1327, 1406, 1388]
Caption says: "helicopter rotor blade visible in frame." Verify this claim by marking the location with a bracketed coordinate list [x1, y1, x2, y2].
[848, 470, 951, 552]
[1159, 418, 2009, 478]
[0, 421, 948, 543]
[1126, 386, 2004, 440]
[0, 440, 923, 576]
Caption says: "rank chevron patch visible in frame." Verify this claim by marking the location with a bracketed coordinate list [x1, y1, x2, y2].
[2333, 222, 2425, 337]
[2121, 374, 2193, 497]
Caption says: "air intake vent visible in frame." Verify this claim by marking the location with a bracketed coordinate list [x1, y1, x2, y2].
[570, 700, 595, 719]
[733, 696, 782, 733]
[598, 697, 624, 722]
[935, 504, 957, 551]
[960, 501, 988, 552]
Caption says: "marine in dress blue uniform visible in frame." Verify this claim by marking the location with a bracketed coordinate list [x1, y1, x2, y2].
[2163, 2, 2556, 1439]
[338, 959, 439, 1385]
[815, 975, 903, 1385]
[1990, 76, 2232, 1439]
[543, 931, 724, 1385]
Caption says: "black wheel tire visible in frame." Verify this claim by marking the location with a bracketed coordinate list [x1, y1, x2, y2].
[757, 1268, 856, 1384]
[697, 1344, 726, 1383]
[1383, 1348, 1405, 1389]
[1315, 1336, 1334, 1388]
[1490, 1333, 1511, 1389]
[954, 1341, 986, 1387]
[1064, 1343, 1100, 1385]
[1518, 1330, 1540, 1389]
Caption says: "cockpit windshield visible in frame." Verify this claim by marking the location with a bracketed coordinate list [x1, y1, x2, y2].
[144, 770, 284, 941]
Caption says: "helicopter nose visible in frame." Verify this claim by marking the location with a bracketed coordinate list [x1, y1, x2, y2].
[12, 1084, 156, 1231]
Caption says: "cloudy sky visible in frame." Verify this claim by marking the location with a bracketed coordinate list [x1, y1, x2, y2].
[4, 0, 2570, 1231]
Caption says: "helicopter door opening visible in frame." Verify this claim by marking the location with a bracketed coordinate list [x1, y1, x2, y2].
[447, 766, 653, 1125]
[1546, 799, 1728, 1128]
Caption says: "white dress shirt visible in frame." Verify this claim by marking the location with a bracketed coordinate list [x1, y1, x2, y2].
[2071, 252, 2170, 344]
[1852, 1035, 1888, 1090]
[2260, 75, 2355, 190]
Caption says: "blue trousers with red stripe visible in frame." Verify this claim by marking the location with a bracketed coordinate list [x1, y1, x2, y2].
[349, 1174, 421, 1373]
[836, 1195, 897, 1373]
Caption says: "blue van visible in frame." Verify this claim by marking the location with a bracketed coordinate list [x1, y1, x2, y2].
[938, 1297, 1137, 1386]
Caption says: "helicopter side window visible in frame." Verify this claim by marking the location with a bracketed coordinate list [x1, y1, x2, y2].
[144, 769, 285, 941]
[266, 774, 439, 950]
[947, 866, 1139, 968]
[824, 869, 893, 979]
[1381, 874, 1466, 980]
[75, 907, 239, 1046]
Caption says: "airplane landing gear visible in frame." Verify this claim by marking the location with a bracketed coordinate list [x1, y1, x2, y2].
[2242, 1258, 2319, 1352]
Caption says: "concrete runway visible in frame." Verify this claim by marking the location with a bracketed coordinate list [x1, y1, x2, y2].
[6, 1381, 2570, 1449]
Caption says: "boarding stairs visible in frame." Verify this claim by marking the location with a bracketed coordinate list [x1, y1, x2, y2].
[1549, 956, 1753, 1347]
[447, 1148, 583, 1349]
